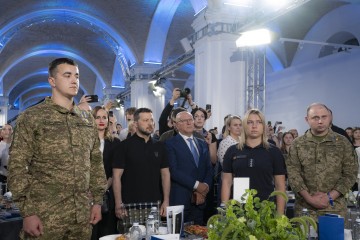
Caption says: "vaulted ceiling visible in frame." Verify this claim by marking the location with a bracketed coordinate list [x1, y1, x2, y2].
[0, 0, 358, 111]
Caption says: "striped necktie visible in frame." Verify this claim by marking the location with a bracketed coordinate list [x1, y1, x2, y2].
[187, 138, 199, 167]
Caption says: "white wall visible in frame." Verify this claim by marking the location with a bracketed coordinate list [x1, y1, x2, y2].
[265, 49, 360, 134]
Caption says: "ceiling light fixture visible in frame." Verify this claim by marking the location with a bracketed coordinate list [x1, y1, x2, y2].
[236, 28, 271, 47]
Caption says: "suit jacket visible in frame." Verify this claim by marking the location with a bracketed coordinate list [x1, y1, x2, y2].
[165, 134, 213, 209]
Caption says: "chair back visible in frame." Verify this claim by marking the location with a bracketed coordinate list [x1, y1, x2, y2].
[117, 201, 161, 233]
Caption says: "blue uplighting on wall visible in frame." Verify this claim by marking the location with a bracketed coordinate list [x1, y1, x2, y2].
[266, 47, 284, 72]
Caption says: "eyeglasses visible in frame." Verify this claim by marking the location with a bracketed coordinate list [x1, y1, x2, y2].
[247, 120, 263, 126]
[177, 118, 194, 124]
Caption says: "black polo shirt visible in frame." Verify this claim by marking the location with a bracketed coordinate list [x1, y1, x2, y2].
[112, 133, 169, 203]
[222, 143, 286, 201]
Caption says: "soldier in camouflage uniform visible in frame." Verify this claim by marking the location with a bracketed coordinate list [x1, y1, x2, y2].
[287, 103, 358, 220]
[8, 58, 107, 239]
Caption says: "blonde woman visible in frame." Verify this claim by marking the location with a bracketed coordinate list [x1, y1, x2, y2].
[217, 115, 242, 166]
[221, 109, 286, 214]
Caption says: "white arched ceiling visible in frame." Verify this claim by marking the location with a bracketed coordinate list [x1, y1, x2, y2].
[14, 84, 51, 108]
[291, 4, 360, 66]
[143, 0, 182, 64]
[3, 49, 103, 96]
[0, 8, 137, 87]
[9, 70, 48, 92]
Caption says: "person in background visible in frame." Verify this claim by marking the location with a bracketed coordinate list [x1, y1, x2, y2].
[216, 115, 242, 209]
[267, 123, 280, 148]
[352, 127, 360, 191]
[287, 103, 358, 220]
[8, 58, 106, 239]
[116, 123, 123, 135]
[127, 120, 136, 138]
[352, 127, 360, 148]
[191, 108, 217, 165]
[165, 111, 213, 225]
[280, 131, 295, 191]
[209, 127, 219, 139]
[158, 88, 198, 136]
[91, 106, 121, 239]
[329, 109, 352, 143]
[153, 129, 160, 141]
[221, 109, 286, 215]
[0, 124, 13, 192]
[288, 129, 299, 139]
[280, 132, 295, 157]
[77, 95, 93, 111]
[191, 107, 218, 222]
[219, 114, 232, 141]
[119, 107, 137, 141]
[345, 127, 353, 141]
[217, 115, 242, 166]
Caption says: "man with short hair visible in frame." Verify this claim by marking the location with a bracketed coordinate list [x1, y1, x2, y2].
[165, 111, 213, 225]
[119, 107, 137, 141]
[8, 58, 106, 239]
[287, 103, 358, 219]
[159, 107, 203, 142]
[112, 108, 170, 220]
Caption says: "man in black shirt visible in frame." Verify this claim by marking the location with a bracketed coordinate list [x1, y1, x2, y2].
[112, 108, 171, 219]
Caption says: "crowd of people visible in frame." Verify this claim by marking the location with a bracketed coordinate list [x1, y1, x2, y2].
[1, 57, 359, 239]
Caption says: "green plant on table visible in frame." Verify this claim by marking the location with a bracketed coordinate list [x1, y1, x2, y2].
[207, 189, 316, 240]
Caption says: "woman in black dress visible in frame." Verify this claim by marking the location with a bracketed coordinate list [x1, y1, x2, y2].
[91, 106, 121, 239]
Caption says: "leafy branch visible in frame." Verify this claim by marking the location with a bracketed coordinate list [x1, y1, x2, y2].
[207, 189, 316, 240]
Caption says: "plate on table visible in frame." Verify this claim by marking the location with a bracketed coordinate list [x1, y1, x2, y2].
[99, 234, 127, 240]
[184, 225, 208, 239]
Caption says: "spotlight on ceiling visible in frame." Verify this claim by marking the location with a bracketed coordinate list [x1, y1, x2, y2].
[236, 28, 271, 47]
[149, 78, 167, 97]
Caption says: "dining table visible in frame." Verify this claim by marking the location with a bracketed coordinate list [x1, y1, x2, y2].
[0, 195, 22, 240]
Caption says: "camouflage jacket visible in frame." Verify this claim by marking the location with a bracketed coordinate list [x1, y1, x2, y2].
[287, 129, 358, 218]
[8, 97, 106, 222]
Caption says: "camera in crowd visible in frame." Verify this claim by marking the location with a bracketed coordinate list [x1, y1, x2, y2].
[178, 88, 191, 98]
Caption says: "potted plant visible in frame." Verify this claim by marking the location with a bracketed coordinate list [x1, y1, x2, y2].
[207, 189, 316, 240]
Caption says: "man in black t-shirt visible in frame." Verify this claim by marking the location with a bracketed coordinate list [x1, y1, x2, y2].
[112, 108, 171, 219]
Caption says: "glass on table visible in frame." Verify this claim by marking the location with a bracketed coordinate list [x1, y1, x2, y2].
[158, 221, 168, 235]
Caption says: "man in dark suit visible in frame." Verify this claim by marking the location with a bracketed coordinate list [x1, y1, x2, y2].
[165, 111, 213, 225]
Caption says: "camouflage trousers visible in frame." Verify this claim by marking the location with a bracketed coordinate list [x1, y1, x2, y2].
[21, 201, 92, 240]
